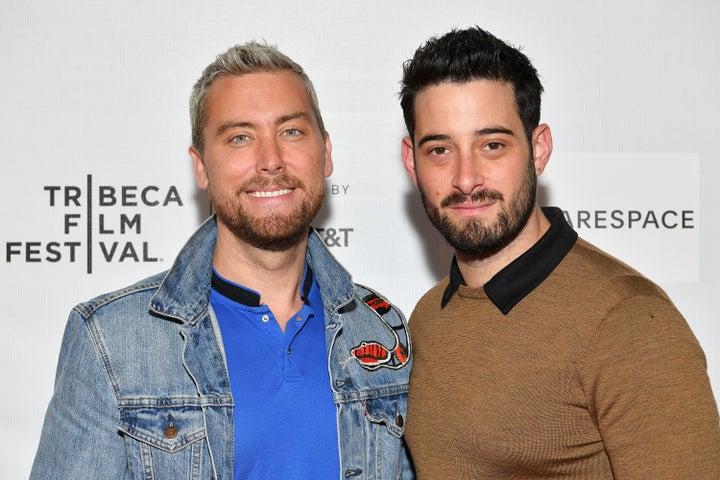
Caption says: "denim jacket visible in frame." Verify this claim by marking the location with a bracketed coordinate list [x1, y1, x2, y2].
[31, 217, 414, 479]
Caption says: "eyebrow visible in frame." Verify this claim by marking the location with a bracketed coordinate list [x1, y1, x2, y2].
[417, 127, 516, 147]
[215, 111, 314, 138]
[215, 121, 252, 138]
[277, 111, 313, 125]
[417, 133, 451, 148]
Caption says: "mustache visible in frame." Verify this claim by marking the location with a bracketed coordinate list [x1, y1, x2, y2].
[440, 189, 504, 208]
[237, 174, 303, 192]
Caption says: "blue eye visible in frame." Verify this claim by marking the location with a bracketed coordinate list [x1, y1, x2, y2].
[230, 134, 249, 143]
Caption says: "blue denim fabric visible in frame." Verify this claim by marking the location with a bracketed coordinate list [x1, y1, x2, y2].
[30, 217, 414, 479]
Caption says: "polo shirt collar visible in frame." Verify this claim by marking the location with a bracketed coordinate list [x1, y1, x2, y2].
[441, 206, 577, 314]
[211, 264, 315, 307]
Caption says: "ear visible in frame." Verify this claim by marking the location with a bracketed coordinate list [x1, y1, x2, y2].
[401, 136, 419, 187]
[323, 132, 334, 177]
[189, 145, 210, 190]
[532, 124, 553, 175]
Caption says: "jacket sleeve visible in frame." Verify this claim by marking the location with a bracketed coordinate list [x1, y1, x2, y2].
[30, 309, 127, 479]
[400, 439, 416, 479]
[585, 293, 720, 479]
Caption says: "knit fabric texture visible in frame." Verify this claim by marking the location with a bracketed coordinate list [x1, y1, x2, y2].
[405, 233, 720, 479]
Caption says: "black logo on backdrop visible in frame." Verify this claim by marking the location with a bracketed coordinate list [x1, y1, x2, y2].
[563, 209, 696, 230]
[4, 174, 183, 273]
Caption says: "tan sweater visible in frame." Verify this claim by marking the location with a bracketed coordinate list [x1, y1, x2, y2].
[405, 235, 720, 479]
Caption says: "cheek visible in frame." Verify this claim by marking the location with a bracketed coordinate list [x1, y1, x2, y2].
[508, 163, 533, 189]
[417, 169, 445, 193]
[212, 157, 251, 181]
[415, 175, 445, 203]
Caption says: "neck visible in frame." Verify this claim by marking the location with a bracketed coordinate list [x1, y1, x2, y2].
[456, 205, 550, 288]
[213, 222, 309, 331]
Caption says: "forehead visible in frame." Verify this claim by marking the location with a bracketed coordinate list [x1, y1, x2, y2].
[203, 70, 314, 124]
[413, 80, 520, 132]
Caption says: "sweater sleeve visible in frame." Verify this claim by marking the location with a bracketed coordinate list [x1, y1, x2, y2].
[584, 292, 720, 479]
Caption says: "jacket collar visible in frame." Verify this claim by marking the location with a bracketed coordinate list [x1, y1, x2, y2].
[306, 228, 355, 313]
[441, 206, 578, 314]
[149, 216, 354, 324]
[149, 216, 217, 324]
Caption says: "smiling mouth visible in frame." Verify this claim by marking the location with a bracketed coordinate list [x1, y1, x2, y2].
[247, 188, 293, 198]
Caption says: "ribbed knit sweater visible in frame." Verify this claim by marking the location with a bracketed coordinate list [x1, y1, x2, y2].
[405, 207, 720, 479]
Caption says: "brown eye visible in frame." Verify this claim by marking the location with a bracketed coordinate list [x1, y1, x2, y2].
[429, 146, 449, 155]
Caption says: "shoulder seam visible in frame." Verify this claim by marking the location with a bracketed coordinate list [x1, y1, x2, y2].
[74, 279, 163, 318]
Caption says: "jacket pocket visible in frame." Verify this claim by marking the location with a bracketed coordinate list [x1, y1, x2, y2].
[352, 394, 408, 479]
[364, 394, 407, 438]
[119, 405, 210, 480]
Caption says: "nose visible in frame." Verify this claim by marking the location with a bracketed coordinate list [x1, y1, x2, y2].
[453, 151, 484, 195]
[256, 137, 284, 174]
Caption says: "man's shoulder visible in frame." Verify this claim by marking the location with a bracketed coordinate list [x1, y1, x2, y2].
[564, 237, 670, 301]
[72, 270, 168, 319]
[352, 283, 406, 320]
[343, 283, 412, 375]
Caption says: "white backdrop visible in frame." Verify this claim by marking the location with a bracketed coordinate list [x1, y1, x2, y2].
[2, 1, 719, 477]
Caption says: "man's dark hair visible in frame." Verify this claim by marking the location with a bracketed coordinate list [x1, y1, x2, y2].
[400, 26, 543, 143]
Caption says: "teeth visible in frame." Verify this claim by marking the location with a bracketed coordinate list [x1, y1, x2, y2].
[248, 189, 293, 198]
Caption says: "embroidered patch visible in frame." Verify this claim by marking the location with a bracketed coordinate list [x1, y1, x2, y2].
[351, 293, 410, 371]
[351, 342, 409, 369]
[363, 293, 391, 316]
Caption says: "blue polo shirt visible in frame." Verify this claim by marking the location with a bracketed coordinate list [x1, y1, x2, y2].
[210, 266, 340, 479]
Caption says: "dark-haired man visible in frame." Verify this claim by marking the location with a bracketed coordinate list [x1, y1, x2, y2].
[399, 26, 720, 478]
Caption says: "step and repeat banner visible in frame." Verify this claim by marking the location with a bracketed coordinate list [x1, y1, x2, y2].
[2, 1, 718, 477]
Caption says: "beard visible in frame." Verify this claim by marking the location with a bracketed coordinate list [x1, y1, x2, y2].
[419, 158, 537, 255]
[210, 173, 325, 252]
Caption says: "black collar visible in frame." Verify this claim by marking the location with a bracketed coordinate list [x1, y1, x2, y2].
[211, 265, 315, 307]
[441, 206, 577, 314]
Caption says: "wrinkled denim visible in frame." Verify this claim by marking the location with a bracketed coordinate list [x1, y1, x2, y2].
[31, 217, 414, 479]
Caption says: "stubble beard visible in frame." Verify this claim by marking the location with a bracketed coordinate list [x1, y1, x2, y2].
[210, 174, 325, 252]
[419, 159, 537, 256]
